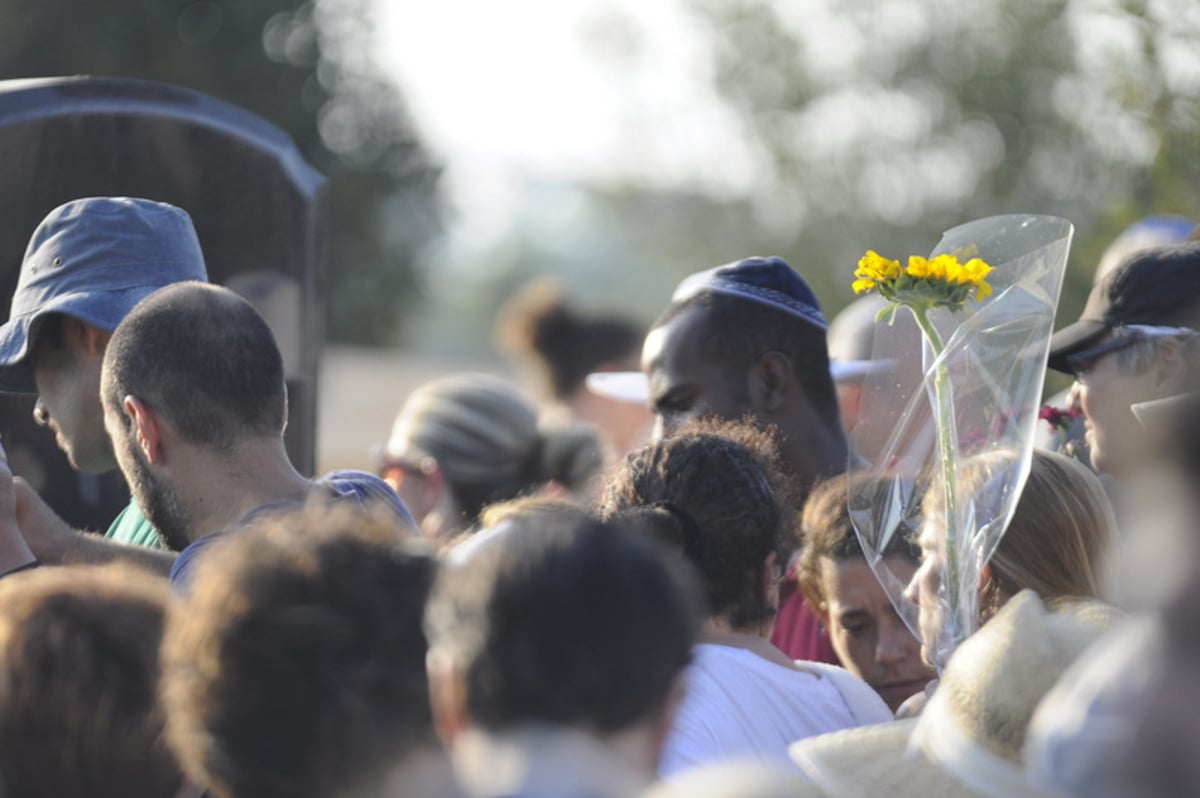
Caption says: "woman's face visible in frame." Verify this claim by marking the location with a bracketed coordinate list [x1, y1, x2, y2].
[903, 514, 947, 668]
[819, 554, 936, 711]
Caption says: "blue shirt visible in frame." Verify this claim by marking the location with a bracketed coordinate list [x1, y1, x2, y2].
[168, 470, 415, 590]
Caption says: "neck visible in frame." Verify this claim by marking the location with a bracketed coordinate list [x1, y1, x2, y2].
[700, 617, 796, 669]
[777, 409, 850, 488]
[370, 746, 461, 798]
[177, 438, 315, 542]
[452, 724, 655, 797]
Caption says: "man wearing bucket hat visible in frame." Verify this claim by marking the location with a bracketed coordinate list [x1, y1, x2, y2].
[0, 197, 208, 571]
[1046, 243, 1200, 479]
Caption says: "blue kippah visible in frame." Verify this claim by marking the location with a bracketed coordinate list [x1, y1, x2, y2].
[671, 256, 828, 331]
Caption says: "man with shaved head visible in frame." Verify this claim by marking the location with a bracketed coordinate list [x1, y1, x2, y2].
[99, 282, 413, 587]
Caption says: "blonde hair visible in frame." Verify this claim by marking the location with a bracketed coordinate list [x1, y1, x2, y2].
[929, 448, 1115, 617]
[390, 373, 603, 522]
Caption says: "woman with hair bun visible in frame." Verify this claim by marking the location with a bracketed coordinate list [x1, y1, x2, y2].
[598, 419, 891, 778]
[498, 278, 651, 460]
[373, 373, 604, 544]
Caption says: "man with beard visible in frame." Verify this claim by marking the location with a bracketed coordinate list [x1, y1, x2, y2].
[0, 197, 208, 573]
[99, 281, 413, 588]
[641, 256, 851, 663]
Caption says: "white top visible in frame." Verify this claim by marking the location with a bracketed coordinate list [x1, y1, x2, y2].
[659, 643, 892, 777]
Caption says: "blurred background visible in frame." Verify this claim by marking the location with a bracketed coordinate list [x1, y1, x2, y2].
[4, 0, 1199, 471]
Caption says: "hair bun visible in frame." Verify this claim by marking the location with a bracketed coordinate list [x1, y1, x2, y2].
[534, 422, 604, 496]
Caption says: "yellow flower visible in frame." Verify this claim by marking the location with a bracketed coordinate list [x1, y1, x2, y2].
[931, 254, 961, 283]
[852, 250, 994, 309]
[853, 251, 903, 294]
[906, 256, 933, 279]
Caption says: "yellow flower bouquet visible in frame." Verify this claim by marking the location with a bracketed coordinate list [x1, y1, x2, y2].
[847, 215, 1073, 670]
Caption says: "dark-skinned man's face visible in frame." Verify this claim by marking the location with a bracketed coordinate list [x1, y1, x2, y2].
[641, 305, 750, 439]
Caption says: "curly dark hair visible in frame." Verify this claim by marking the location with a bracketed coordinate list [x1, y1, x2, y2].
[0, 565, 180, 798]
[597, 418, 799, 630]
[162, 505, 437, 798]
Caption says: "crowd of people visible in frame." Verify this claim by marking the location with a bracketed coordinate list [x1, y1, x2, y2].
[0, 194, 1195, 797]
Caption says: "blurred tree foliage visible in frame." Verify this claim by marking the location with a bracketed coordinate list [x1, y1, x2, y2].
[684, 0, 1200, 322]
[0, 0, 441, 344]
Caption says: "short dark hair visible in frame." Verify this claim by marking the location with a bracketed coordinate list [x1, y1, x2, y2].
[597, 418, 798, 629]
[162, 506, 437, 798]
[655, 292, 841, 428]
[797, 472, 921, 610]
[425, 505, 701, 733]
[0, 565, 180, 798]
[101, 282, 285, 449]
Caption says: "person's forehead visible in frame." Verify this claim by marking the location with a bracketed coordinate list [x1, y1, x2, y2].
[641, 304, 711, 373]
[822, 556, 879, 604]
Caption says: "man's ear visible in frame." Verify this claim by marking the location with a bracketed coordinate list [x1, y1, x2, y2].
[123, 395, 165, 464]
[747, 351, 794, 413]
[1153, 336, 1187, 392]
[426, 648, 468, 746]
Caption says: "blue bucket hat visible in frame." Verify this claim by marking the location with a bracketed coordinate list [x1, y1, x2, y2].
[670, 255, 829, 331]
[0, 197, 209, 393]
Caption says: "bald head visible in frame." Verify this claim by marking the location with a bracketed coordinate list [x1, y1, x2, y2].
[101, 282, 285, 449]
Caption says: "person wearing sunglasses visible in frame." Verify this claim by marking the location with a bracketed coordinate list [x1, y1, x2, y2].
[1047, 243, 1200, 479]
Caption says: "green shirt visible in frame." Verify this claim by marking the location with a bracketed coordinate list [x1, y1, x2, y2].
[103, 499, 166, 549]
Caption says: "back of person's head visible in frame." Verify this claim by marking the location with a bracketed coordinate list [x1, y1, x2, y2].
[101, 282, 285, 449]
[0, 564, 179, 798]
[424, 503, 702, 737]
[380, 373, 603, 521]
[161, 506, 438, 798]
[597, 418, 796, 630]
[498, 278, 643, 401]
[653, 257, 840, 429]
[928, 448, 1114, 617]
[797, 472, 921, 611]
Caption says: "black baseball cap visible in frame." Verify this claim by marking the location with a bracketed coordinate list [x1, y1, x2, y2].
[1047, 243, 1200, 373]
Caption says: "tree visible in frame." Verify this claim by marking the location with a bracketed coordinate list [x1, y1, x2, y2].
[683, 0, 1200, 320]
[0, 0, 441, 344]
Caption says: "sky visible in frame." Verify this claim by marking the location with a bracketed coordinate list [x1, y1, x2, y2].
[370, 0, 758, 234]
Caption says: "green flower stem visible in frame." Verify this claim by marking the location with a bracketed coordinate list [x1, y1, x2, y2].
[908, 304, 964, 652]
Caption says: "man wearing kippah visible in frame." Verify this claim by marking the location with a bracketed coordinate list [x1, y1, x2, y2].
[0, 197, 208, 574]
[1046, 243, 1200, 479]
[641, 256, 853, 664]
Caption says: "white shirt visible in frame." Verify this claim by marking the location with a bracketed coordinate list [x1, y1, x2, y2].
[659, 643, 891, 777]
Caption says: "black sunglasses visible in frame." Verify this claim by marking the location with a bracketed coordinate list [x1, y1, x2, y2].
[1065, 335, 1141, 379]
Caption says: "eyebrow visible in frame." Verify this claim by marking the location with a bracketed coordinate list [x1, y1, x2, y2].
[837, 608, 871, 624]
